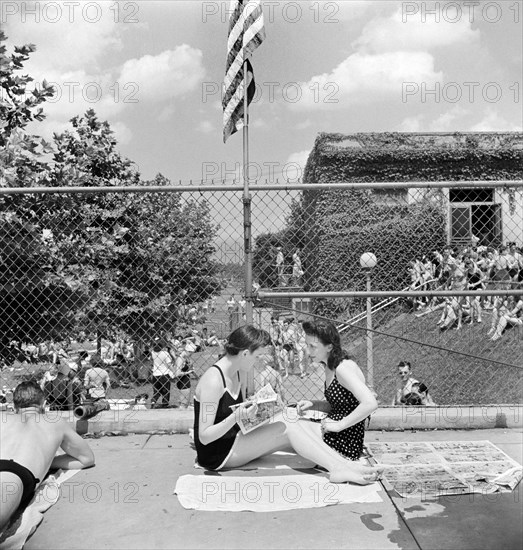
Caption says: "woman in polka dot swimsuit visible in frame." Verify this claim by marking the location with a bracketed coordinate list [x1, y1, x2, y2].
[297, 320, 377, 461]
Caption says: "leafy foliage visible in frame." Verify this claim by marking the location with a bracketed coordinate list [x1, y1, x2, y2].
[0, 35, 221, 344]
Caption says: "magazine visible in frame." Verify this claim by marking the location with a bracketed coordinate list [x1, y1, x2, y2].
[230, 384, 284, 434]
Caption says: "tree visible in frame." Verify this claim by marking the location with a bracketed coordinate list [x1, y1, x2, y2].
[1, 36, 221, 353]
[39, 113, 221, 348]
[0, 31, 55, 188]
[0, 33, 78, 343]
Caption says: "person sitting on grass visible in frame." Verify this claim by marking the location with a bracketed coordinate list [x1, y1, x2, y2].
[193, 325, 382, 485]
[489, 296, 523, 341]
[0, 381, 94, 533]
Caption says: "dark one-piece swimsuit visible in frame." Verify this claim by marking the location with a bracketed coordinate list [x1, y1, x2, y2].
[322, 374, 366, 460]
[0, 459, 41, 510]
[193, 365, 243, 470]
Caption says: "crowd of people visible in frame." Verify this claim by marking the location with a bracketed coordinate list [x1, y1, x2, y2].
[0, 324, 231, 413]
[408, 241, 522, 340]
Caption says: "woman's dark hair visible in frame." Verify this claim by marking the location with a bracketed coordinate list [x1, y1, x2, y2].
[13, 381, 45, 410]
[302, 320, 350, 371]
[224, 325, 270, 356]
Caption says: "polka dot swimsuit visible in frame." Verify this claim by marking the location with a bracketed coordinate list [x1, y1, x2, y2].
[323, 373, 365, 460]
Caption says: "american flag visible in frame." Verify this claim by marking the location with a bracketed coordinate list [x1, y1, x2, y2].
[222, 0, 265, 143]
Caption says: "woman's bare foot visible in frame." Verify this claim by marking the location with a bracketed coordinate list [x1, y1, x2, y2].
[329, 464, 383, 485]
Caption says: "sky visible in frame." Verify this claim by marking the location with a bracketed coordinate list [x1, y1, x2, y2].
[4, 0, 523, 186]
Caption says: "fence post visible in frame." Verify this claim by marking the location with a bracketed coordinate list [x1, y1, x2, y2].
[243, 96, 254, 396]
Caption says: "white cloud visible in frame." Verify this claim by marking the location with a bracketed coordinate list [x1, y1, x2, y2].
[303, 0, 395, 23]
[158, 105, 176, 122]
[469, 109, 523, 132]
[197, 120, 215, 134]
[5, 1, 124, 72]
[285, 150, 311, 181]
[117, 45, 205, 103]
[397, 116, 423, 132]
[111, 121, 133, 145]
[285, 5, 479, 113]
[251, 118, 268, 129]
[353, 7, 479, 54]
[290, 51, 442, 110]
[295, 119, 312, 130]
[397, 106, 469, 132]
[429, 106, 468, 131]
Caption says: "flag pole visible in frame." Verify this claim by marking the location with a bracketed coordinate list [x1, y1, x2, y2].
[242, 57, 254, 397]
[243, 57, 253, 328]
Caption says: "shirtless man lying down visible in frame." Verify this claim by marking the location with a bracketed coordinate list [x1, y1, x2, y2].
[0, 381, 95, 532]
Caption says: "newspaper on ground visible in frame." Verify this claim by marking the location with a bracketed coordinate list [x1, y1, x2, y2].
[367, 440, 522, 498]
[230, 384, 284, 434]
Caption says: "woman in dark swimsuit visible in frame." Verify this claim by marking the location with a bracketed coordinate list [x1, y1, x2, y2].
[296, 320, 378, 461]
[193, 325, 381, 484]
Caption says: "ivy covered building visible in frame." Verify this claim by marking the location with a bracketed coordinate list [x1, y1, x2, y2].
[294, 132, 522, 316]
[303, 132, 523, 248]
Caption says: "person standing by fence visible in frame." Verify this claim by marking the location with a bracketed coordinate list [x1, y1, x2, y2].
[275, 246, 285, 286]
[150, 340, 175, 409]
[292, 248, 304, 286]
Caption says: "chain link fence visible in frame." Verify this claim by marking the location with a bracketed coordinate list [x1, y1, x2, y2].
[1, 182, 521, 412]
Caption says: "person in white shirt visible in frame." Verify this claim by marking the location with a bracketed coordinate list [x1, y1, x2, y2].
[84, 356, 111, 401]
[226, 295, 236, 313]
[275, 246, 285, 285]
[150, 341, 175, 408]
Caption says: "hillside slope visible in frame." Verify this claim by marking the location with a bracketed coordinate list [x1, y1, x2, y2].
[344, 308, 522, 405]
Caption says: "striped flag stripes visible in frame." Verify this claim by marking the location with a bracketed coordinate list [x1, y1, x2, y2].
[222, 0, 265, 143]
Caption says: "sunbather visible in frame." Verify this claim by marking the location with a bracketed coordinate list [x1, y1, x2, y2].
[0, 381, 94, 532]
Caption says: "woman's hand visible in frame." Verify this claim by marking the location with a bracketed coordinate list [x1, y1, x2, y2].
[233, 401, 258, 424]
[321, 418, 342, 433]
[296, 400, 313, 416]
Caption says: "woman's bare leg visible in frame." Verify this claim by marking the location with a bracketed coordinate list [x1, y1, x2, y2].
[285, 419, 382, 484]
[224, 415, 381, 484]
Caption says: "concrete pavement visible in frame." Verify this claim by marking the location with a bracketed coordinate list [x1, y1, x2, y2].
[24, 428, 523, 550]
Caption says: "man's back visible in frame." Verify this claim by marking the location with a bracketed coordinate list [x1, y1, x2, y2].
[1, 382, 95, 531]
[0, 413, 67, 481]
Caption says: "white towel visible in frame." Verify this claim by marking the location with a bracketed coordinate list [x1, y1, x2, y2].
[0, 469, 80, 550]
[175, 473, 382, 512]
[194, 451, 317, 471]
